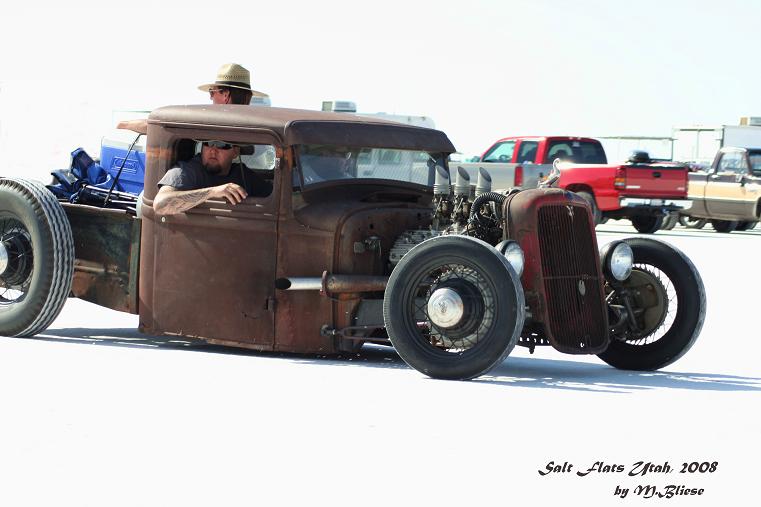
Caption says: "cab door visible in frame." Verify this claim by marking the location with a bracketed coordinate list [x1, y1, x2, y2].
[149, 141, 280, 349]
[705, 150, 751, 218]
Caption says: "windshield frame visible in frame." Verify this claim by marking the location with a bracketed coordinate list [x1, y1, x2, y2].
[293, 144, 448, 190]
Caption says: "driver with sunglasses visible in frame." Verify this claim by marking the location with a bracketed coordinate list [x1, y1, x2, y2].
[154, 140, 269, 215]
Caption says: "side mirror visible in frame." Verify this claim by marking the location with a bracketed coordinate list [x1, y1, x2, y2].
[736, 173, 747, 185]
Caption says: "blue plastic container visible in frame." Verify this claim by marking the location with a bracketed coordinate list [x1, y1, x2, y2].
[100, 137, 147, 195]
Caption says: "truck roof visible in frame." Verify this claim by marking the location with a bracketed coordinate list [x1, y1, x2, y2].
[491, 135, 600, 144]
[149, 105, 456, 153]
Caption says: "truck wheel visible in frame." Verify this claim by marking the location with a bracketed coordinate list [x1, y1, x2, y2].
[661, 213, 678, 230]
[678, 215, 706, 229]
[0, 178, 74, 337]
[711, 220, 737, 233]
[735, 221, 757, 231]
[631, 215, 664, 234]
[576, 191, 602, 225]
[598, 238, 705, 370]
[383, 235, 525, 380]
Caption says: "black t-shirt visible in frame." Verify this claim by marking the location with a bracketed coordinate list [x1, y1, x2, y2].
[158, 155, 272, 197]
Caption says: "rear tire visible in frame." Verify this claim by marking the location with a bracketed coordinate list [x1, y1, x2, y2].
[678, 215, 707, 229]
[383, 235, 525, 380]
[0, 178, 74, 337]
[711, 219, 737, 233]
[631, 215, 664, 234]
[735, 221, 757, 231]
[661, 213, 678, 230]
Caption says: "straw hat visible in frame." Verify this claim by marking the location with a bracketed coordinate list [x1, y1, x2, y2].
[198, 63, 267, 97]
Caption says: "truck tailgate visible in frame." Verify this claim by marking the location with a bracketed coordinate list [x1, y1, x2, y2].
[622, 164, 688, 198]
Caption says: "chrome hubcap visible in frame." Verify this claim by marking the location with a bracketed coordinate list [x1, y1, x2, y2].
[427, 288, 465, 328]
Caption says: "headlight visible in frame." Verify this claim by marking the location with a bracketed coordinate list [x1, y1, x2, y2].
[600, 241, 633, 281]
[495, 240, 524, 277]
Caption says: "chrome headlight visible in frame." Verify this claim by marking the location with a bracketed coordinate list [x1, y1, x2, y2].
[495, 240, 524, 277]
[600, 241, 633, 281]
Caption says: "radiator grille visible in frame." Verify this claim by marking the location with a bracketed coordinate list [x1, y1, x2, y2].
[537, 204, 608, 351]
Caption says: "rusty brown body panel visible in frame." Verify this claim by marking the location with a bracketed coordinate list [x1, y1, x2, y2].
[64, 204, 140, 314]
[274, 191, 431, 353]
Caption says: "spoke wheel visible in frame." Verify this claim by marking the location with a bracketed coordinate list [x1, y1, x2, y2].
[383, 235, 525, 380]
[0, 218, 35, 303]
[599, 238, 705, 370]
[0, 178, 74, 337]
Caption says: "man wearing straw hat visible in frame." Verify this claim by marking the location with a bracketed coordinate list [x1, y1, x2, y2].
[198, 63, 268, 105]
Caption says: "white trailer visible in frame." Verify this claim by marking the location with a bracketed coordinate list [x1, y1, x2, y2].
[672, 124, 761, 166]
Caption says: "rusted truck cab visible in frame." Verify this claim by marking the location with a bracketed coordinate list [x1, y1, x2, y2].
[138, 105, 451, 354]
[0, 105, 706, 380]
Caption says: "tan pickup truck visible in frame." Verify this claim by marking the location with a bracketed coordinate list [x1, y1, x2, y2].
[681, 147, 761, 232]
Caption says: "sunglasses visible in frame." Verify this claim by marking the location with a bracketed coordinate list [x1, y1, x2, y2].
[202, 141, 234, 150]
[208, 88, 227, 97]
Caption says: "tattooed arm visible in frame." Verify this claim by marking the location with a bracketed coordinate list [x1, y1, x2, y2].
[154, 183, 248, 215]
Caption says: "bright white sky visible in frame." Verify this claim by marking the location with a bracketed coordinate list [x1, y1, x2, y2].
[1, 0, 760, 179]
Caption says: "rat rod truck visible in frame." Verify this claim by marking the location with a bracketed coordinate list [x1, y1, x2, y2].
[0, 106, 706, 380]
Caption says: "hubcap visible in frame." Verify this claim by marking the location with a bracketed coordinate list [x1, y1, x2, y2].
[427, 287, 465, 328]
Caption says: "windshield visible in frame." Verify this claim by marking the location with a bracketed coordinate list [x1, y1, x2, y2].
[296, 145, 445, 187]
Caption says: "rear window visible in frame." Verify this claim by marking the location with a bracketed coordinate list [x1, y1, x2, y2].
[547, 140, 607, 164]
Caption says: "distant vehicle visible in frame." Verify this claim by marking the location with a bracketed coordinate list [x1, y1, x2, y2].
[457, 136, 690, 233]
[678, 146, 761, 232]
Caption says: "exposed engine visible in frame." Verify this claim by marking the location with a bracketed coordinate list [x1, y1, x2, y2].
[389, 165, 513, 266]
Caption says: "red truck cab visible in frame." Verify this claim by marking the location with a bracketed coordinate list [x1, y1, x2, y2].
[481, 136, 690, 233]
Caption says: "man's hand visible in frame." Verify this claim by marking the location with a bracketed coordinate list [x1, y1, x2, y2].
[208, 183, 248, 204]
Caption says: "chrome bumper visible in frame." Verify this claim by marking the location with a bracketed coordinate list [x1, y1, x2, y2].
[619, 198, 692, 210]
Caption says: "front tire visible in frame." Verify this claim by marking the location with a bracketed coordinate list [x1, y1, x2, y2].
[0, 178, 74, 337]
[631, 215, 664, 234]
[598, 238, 705, 370]
[711, 219, 737, 233]
[383, 235, 525, 380]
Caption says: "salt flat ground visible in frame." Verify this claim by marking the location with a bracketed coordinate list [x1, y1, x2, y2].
[0, 221, 758, 507]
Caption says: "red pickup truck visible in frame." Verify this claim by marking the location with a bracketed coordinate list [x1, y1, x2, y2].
[480, 136, 691, 233]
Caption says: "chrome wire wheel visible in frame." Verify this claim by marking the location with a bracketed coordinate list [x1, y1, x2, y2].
[0, 217, 34, 304]
[416, 264, 495, 352]
[384, 235, 525, 380]
[599, 238, 705, 371]
[0, 178, 74, 337]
